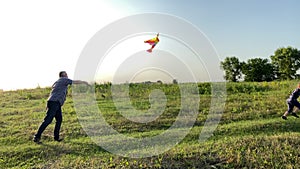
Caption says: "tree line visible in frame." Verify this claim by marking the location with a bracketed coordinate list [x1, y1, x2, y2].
[220, 46, 300, 82]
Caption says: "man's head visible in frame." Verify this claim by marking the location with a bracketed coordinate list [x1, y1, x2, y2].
[59, 71, 68, 78]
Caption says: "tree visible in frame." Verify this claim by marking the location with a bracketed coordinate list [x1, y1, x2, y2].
[172, 79, 178, 84]
[220, 56, 242, 82]
[270, 46, 300, 80]
[241, 58, 275, 82]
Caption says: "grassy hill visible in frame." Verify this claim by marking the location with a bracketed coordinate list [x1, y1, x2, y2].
[1, 81, 300, 168]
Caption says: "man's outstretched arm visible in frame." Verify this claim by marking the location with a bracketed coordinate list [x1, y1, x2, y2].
[72, 80, 90, 86]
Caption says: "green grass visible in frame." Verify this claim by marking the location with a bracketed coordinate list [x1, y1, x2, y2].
[0, 81, 299, 168]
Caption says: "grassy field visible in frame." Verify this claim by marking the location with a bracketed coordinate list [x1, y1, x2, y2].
[1, 81, 300, 168]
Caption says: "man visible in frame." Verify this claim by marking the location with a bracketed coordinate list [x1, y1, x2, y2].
[33, 71, 90, 143]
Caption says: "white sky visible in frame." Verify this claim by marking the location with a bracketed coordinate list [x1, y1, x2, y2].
[0, 0, 125, 91]
[0, 1, 213, 91]
[96, 34, 210, 84]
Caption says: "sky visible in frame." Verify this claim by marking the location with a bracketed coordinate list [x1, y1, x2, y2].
[0, 0, 299, 91]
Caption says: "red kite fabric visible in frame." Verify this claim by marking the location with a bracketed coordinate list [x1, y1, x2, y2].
[144, 33, 159, 53]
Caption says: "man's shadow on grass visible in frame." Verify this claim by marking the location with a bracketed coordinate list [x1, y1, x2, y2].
[31, 135, 109, 158]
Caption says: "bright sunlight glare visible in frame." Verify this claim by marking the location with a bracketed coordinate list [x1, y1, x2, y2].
[0, 0, 125, 91]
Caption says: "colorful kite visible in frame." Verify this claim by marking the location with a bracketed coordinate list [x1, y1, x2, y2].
[144, 33, 159, 53]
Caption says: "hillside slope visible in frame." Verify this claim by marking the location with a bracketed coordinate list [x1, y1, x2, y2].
[1, 81, 300, 168]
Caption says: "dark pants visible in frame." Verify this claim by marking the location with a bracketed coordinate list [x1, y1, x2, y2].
[287, 100, 300, 113]
[35, 101, 62, 140]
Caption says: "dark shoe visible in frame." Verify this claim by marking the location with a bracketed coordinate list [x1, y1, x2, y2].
[282, 116, 287, 120]
[33, 136, 41, 143]
[291, 113, 299, 118]
[54, 138, 63, 142]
